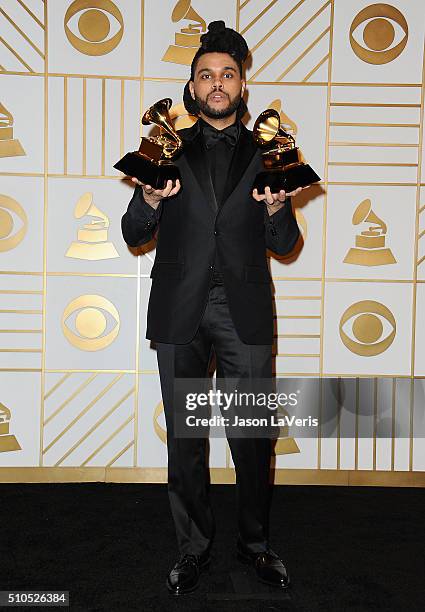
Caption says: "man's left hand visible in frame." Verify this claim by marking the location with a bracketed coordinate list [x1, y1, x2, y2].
[252, 185, 310, 215]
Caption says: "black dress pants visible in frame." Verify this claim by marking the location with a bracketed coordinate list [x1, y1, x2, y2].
[156, 283, 273, 557]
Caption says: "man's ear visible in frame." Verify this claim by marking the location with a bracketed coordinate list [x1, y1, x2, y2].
[188, 81, 195, 100]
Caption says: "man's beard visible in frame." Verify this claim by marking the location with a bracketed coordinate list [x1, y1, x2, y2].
[194, 91, 241, 119]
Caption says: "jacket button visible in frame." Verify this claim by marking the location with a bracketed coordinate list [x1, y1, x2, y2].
[214, 230, 218, 236]
[209, 265, 213, 270]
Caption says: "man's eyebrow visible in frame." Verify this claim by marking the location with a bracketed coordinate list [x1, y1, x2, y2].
[197, 66, 237, 74]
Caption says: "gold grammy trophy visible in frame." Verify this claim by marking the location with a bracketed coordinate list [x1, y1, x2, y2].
[252, 108, 320, 194]
[0, 402, 21, 453]
[343, 199, 396, 266]
[66, 193, 119, 260]
[0, 102, 25, 158]
[162, 0, 206, 65]
[267, 98, 298, 139]
[114, 98, 182, 189]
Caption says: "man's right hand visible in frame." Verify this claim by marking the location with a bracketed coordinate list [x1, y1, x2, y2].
[131, 177, 181, 210]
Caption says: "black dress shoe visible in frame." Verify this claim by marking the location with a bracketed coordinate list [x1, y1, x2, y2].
[237, 544, 290, 589]
[166, 552, 210, 596]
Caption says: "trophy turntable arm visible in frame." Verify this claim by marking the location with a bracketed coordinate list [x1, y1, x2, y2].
[121, 185, 163, 247]
[263, 197, 300, 256]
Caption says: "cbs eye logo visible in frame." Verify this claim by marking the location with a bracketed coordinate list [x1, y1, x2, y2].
[349, 3, 408, 65]
[0, 194, 28, 252]
[153, 401, 166, 444]
[64, 0, 124, 56]
[62, 294, 120, 351]
[339, 300, 396, 357]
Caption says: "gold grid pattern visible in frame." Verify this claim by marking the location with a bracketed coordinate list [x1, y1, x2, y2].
[0, 1, 424, 482]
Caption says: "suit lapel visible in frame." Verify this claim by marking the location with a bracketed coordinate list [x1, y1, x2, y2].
[180, 122, 218, 213]
[219, 123, 258, 207]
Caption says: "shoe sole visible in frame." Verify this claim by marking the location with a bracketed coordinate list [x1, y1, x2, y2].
[236, 552, 291, 589]
[257, 576, 291, 589]
[166, 558, 211, 596]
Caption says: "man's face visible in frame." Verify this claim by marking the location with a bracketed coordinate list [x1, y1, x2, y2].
[189, 52, 246, 119]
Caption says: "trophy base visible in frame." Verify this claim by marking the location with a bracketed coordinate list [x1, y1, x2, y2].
[274, 436, 300, 455]
[66, 241, 120, 261]
[343, 247, 396, 266]
[162, 44, 198, 66]
[114, 152, 180, 189]
[0, 139, 26, 158]
[253, 164, 321, 195]
[0, 434, 21, 452]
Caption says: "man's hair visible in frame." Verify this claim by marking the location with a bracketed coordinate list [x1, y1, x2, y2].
[182, 21, 249, 119]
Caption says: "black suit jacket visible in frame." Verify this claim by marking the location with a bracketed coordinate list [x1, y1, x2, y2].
[121, 120, 300, 345]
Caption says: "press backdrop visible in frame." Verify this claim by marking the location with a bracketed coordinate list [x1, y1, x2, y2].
[0, 0, 424, 485]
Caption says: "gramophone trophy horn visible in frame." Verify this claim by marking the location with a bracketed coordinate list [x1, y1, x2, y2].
[252, 108, 320, 194]
[114, 98, 182, 189]
[172, 0, 205, 31]
[142, 98, 183, 159]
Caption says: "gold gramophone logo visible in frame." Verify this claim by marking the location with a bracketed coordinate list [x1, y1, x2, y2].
[343, 199, 396, 266]
[274, 403, 300, 455]
[66, 193, 119, 260]
[64, 0, 124, 56]
[0, 102, 25, 158]
[339, 300, 396, 356]
[0, 402, 21, 453]
[0, 194, 28, 252]
[62, 294, 120, 351]
[162, 0, 206, 66]
[349, 4, 408, 65]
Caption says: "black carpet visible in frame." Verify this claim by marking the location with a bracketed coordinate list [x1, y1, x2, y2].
[1, 483, 424, 611]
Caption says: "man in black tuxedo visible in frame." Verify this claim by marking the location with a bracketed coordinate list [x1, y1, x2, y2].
[121, 21, 305, 596]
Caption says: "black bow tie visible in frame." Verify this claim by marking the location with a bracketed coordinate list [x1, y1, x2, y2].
[202, 122, 239, 149]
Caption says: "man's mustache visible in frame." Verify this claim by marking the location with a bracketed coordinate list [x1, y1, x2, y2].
[207, 91, 229, 100]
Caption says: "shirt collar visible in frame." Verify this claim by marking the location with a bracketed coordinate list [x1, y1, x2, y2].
[198, 116, 241, 138]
